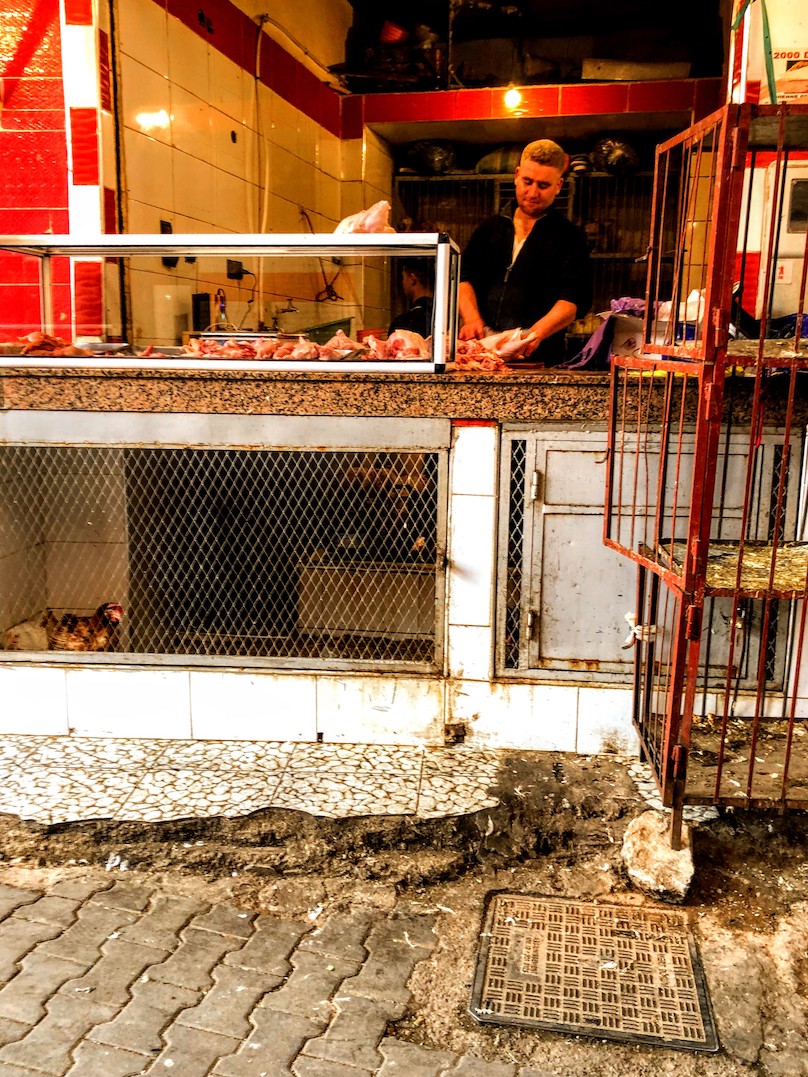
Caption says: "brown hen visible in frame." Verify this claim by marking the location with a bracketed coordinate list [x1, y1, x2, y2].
[42, 602, 124, 652]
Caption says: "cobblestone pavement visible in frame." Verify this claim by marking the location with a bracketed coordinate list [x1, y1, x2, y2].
[0, 875, 553, 1077]
[0, 738, 707, 1076]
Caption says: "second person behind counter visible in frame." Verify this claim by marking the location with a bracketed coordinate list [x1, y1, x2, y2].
[458, 138, 593, 366]
[388, 257, 435, 338]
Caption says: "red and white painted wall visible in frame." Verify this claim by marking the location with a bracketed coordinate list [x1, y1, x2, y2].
[0, 0, 394, 340]
[1, 0, 725, 344]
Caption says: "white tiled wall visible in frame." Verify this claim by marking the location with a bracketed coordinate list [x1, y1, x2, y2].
[65, 668, 192, 738]
[190, 671, 317, 741]
[0, 414, 640, 753]
[0, 666, 69, 736]
[115, 4, 394, 343]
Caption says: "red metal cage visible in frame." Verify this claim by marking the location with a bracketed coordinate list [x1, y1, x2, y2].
[604, 103, 808, 846]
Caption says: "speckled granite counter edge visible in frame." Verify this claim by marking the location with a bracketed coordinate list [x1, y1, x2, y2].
[0, 367, 612, 422]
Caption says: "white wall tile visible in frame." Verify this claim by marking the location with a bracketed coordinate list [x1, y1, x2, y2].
[315, 171, 341, 226]
[126, 201, 165, 234]
[118, 0, 168, 74]
[0, 547, 44, 630]
[170, 84, 211, 160]
[298, 115, 317, 167]
[449, 680, 578, 751]
[265, 193, 300, 234]
[215, 169, 251, 233]
[61, 25, 99, 107]
[269, 95, 300, 155]
[447, 493, 496, 627]
[65, 668, 191, 738]
[209, 50, 247, 123]
[316, 676, 444, 745]
[271, 144, 313, 209]
[172, 153, 215, 224]
[727, 694, 800, 720]
[44, 542, 128, 611]
[149, 282, 193, 344]
[363, 131, 393, 194]
[447, 624, 493, 681]
[341, 140, 363, 182]
[120, 57, 171, 146]
[167, 16, 209, 98]
[576, 686, 638, 755]
[123, 131, 174, 212]
[0, 666, 68, 735]
[317, 131, 341, 180]
[211, 109, 246, 178]
[793, 619, 808, 697]
[451, 425, 498, 496]
[190, 671, 317, 740]
[339, 180, 364, 220]
[99, 112, 117, 189]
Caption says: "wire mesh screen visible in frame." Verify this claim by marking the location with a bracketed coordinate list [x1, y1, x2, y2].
[572, 172, 659, 316]
[503, 439, 527, 670]
[395, 176, 516, 253]
[1, 445, 444, 667]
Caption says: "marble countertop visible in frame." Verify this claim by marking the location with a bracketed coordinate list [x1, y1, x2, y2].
[0, 364, 799, 426]
[0, 366, 612, 422]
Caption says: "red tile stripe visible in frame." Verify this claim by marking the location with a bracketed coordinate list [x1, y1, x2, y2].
[69, 107, 99, 184]
[73, 260, 103, 336]
[145, 0, 725, 144]
[103, 186, 117, 233]
[98, 29, 112, 112]
[63, 0, 93, 25]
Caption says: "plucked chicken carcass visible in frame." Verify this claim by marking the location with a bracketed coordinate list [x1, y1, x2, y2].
[42, 602, 124, 652]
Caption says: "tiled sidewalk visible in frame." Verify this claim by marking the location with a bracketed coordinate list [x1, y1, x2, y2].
[0, 737, 503, 826]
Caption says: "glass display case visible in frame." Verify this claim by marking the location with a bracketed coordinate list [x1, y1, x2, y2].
[0, 232, 460, 373]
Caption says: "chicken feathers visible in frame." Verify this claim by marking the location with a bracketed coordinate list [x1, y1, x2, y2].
[42, 602, 123, 652]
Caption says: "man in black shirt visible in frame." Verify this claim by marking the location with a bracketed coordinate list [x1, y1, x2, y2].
[459, 139, 593, 365]
[388, 258, 434, 338]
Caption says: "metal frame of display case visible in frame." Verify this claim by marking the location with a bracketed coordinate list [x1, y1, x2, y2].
[0, 232, 460, 373]
[604, 103, 808, 847]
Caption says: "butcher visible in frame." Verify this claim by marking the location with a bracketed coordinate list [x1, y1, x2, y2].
[458, 138, 593, 366]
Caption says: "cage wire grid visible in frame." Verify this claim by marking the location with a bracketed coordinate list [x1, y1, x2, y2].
[469, 893, 719, 1053]
[1, 445, 444, 666]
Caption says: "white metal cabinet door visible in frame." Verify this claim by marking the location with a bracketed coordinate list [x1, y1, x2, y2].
[498, 424, 803, 684]
[530, 429, 638, 677]
[497, 426, 638, 680]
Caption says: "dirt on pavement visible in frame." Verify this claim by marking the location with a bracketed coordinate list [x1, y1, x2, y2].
[0, 751, 806, 1076]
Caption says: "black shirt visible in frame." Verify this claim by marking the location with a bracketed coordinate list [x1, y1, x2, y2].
[460, 205, 593, 364]
[388, 295, 433, 338]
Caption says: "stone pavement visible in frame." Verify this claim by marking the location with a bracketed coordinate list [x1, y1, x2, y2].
[0, 875, 548, 1077]
[0, 737, 709, 1077]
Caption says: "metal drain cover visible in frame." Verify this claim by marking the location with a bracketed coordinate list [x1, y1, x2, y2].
[469, 893, 718, 1053]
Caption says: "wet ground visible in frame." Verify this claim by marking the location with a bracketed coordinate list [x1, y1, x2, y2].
[0, 740, 806, 1075]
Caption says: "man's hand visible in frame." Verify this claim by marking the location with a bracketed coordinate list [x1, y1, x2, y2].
[522, 333, 543, 357]
[459, 317, 486, 341]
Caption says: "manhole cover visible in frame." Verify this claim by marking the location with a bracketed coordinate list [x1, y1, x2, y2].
[469, 893, 718, 1052]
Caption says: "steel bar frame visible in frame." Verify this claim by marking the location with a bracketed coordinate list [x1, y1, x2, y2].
[604, 103, 808, 847]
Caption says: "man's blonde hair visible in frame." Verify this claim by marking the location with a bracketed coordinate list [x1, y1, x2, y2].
[520, 139, 567, 172]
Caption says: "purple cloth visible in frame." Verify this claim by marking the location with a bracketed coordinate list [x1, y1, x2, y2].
[559, 314, 615, 370]
[610, 296, 646, 317]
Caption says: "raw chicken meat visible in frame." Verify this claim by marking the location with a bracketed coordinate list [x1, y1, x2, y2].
[333, 200, 396, 234]
[478, 328, 537, 360]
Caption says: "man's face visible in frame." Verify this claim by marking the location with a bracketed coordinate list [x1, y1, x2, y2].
[514, 159, 564, 217]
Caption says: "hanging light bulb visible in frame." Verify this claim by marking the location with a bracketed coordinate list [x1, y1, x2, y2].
[504, 85, 523, 111]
